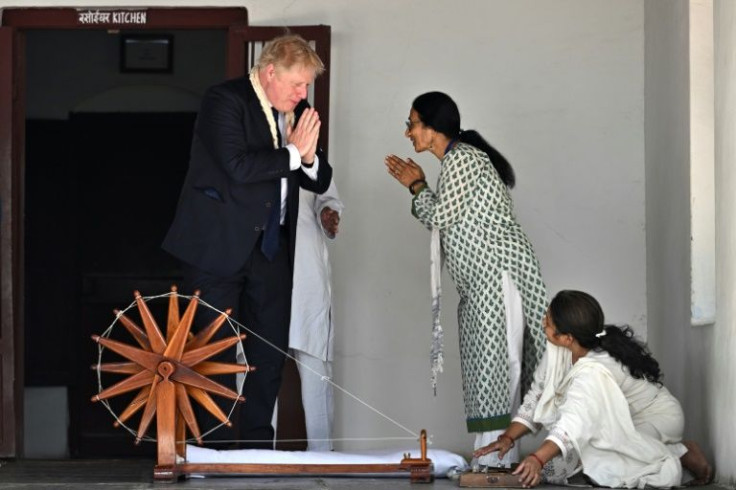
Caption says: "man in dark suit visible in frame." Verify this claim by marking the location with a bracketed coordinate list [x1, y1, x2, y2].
[162, 34, 333, 448]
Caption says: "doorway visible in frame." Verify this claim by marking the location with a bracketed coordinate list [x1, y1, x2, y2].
[23, 27, 224, 458]
[2, 9, 330, 458]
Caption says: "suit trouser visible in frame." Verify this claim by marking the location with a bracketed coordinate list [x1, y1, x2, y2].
[182, 227, 291, 449]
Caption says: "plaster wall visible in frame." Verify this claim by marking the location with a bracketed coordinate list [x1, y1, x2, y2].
[713, 0, 736, 482]
[644, 0, 717, 460]
[643, 0, 694, 416]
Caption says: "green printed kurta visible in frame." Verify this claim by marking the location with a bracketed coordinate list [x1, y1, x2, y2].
[412, 142, 548, 432]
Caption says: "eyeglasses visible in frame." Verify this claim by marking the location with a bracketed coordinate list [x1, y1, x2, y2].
[405, 119, 422, 130]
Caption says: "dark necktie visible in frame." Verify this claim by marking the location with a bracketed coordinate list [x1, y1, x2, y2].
[271, 107, 282, 143]
[260, 108, 282, 261]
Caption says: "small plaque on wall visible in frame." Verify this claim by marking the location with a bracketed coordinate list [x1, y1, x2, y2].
[120, 34, 173, 73]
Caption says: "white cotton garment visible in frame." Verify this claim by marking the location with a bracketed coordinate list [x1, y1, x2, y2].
[288, 180, 343, 361]
[550, 359, 682, 488]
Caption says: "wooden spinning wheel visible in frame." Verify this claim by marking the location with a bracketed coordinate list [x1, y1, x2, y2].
[92, 287, 434, 483]
[91, 286, 250, 477]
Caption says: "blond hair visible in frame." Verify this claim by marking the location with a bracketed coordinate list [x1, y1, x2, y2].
[255, 34, 325, 75]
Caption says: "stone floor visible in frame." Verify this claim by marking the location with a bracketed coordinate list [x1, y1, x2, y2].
[0, 458, 453, 489]
[0, 459, 731, 490]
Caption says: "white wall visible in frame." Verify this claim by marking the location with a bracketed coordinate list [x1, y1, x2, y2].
[643, 0, 695, 410]
[644, 0, 719, 465]
[713, 0, 736, 483]
[689, 0, 715, 326]
[3, 0, 649, 458]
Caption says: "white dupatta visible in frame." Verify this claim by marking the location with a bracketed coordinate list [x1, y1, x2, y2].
[429, 228, 444, 394]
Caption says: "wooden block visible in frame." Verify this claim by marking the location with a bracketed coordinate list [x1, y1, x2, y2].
[458, 470, 523, 488]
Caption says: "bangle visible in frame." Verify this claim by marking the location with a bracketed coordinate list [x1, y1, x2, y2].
[409, 179, 426, 195]
[497, 434, 515, 448]
[529, 453, 544, 468]
[301, 160, 314, 168]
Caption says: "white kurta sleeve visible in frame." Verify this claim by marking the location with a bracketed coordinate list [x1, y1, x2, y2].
[314, 179, 344, 238]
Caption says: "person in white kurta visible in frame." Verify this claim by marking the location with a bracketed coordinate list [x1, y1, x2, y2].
[474, 290, 713, 488]
[289, 179, 343, 451]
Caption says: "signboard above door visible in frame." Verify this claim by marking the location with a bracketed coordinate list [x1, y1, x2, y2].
[77, 10, 148, 26]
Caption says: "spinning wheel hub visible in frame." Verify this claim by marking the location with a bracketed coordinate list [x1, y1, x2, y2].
[157, 361, 175, 379]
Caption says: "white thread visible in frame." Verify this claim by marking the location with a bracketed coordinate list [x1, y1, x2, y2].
[197, 436, 419, 445]
[194, 296, 421, 440]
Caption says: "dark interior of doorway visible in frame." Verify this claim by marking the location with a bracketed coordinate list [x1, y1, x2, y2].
[25, 113, 192, 457]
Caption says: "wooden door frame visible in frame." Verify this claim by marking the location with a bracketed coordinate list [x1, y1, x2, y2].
[0, 6, 248, 458]
[0, 24, 25, 459]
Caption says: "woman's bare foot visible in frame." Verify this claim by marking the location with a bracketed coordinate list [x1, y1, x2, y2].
[681, 440, 713, 486]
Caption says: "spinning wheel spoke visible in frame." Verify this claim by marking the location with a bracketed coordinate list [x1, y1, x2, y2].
[92, 335, 163, 372]
[134, 290, 167, 353]
[169, 362, 244, 401]
[175, 384, 202, 445]
[114, 386, 151, 427]
[113, 309, 151, 351]
[186, 308, 232, 349]
[93, 369, 156, 401]
[193, 361, 252, 376]
[166, 286, 181, 339]
[163, 292, 200, 361]
[181, 335, 246, 366]
[186, 386, 232, 426]
[135, 374, 162, 443]
[95, 361, 143, 375]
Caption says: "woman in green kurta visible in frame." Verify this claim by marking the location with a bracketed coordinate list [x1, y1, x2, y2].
[385, 92, 548, 465]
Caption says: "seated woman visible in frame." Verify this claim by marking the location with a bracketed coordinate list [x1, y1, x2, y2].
[474, 290, 713, 488]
